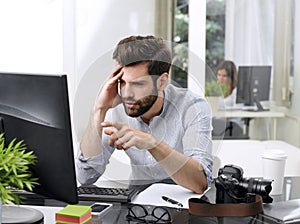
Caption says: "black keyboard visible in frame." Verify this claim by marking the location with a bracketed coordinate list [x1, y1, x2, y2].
[77, 185, 139, 203]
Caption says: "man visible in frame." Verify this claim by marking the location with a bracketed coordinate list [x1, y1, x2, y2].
[76, 35, 213, 193]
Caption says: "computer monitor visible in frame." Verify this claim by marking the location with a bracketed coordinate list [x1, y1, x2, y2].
[236, 66, 272, 111]
[0, 72, 78, 204]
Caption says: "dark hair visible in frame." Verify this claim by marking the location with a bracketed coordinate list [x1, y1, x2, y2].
[216, 60, 237, 94]
[112, 35, 172, 77]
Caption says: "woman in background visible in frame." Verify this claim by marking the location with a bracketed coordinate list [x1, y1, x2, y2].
[213, 60, 246, 139]
[216, 60, 238, 107]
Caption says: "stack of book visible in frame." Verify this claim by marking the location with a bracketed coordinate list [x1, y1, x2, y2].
[56, 204, 92, 224]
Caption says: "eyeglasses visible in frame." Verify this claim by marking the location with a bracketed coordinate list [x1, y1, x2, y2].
[126, 204, 171, 224]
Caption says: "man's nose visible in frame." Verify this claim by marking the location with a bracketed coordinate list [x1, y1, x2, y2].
[122, 84, 134, 98]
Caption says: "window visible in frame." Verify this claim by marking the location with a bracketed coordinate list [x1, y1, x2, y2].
[172, 0, 189, 88]
[171, 0, 294, 107]
[206, 0, 225, 82]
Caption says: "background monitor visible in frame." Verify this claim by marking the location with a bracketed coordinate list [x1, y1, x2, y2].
[0, 72, 78, 204]
[236, 66, 272, 111]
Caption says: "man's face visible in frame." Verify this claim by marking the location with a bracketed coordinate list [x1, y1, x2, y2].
[119, 63, 158, 117]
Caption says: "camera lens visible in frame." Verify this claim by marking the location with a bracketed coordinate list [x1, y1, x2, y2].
[239, 178, 273, 203]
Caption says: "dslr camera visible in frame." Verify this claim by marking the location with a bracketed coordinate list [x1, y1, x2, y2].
[215, 165, 273, 204]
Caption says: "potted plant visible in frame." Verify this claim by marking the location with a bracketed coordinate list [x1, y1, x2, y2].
[0, 133, 38, 205]
[205, 80, 228, 113]
[205, 80, 228, 97]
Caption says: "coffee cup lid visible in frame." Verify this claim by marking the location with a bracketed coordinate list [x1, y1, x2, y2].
[261, 149, 288, 160]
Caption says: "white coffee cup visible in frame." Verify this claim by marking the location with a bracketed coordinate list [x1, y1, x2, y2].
[261, 149, 288, 195]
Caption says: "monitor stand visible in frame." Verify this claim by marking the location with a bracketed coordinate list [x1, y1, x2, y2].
[244, 98, 270, 112]
[254, 98, 270, 112]
[2, 205, 44, 224]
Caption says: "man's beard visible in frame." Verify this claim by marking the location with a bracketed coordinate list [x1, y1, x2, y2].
[122, 89, 158, 117]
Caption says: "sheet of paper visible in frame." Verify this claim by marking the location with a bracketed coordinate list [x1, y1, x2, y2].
[131, 183, 210, 209]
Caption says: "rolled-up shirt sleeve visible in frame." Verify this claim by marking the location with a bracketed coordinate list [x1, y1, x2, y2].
[75, 135, 115, 185]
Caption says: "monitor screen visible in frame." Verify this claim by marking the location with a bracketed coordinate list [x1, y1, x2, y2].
[0, 72, 78, 204]
[236, 66, 271, 111]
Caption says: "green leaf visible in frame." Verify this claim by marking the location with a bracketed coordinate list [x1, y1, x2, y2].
[205, 80, 228, 97]
[0, 135, 38, 204]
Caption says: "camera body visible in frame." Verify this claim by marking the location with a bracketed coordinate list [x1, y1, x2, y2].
[215, 165, 273, 204]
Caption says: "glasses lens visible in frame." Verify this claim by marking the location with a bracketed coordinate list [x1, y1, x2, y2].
[152, 207, 171, 222]
[128, 204, 148, 218]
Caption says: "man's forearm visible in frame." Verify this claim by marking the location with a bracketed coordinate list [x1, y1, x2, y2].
[80, 109, 107, 158]
[148, 142, 207, 194]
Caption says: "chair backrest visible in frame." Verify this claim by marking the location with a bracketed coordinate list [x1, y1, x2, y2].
[212, 118, 249, 140]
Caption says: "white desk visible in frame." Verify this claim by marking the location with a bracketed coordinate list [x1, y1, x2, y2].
[212, 140, 300, 178]
[218, 110, 285, 118]
[214, 110, 285, 139]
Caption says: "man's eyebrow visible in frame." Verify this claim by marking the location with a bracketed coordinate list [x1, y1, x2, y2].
[130, 80, 147, 84]
[120, 78, 149, 84]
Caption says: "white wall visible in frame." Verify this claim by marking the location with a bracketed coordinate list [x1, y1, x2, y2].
[0, 0, 63, 74]
[291, 1, 300, 116]
[188, 0, 206, 96]
[276, 0, 300, 147]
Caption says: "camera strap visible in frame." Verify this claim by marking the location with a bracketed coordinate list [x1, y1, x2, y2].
[188, 195, 263, 217]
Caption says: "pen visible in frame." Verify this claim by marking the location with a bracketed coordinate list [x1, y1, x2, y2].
[162, 196, 183, 207]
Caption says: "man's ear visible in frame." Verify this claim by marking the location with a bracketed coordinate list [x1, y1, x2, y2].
[157, 73, 169, 91]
